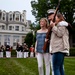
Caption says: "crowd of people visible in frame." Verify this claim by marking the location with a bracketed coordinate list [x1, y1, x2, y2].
[0, 43, 12, 58]
[0, 42, 35, 58]
[16, 42, 35, 58]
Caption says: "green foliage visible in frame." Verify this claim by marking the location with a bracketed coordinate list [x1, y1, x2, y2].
[24, 32, 33, 48]
[31, 0, 75, 24]
[33, 34, 36, 46]
[35, 24, 40, 30]
[70, 48, 75, 56]
[30, 23, 35, 30]
[33, 24, 41, 46]
[59, 0, 75, 24]
[31, 0, 50, 21]
[11, 50, 16, 57]
[29, 23, 40, 46]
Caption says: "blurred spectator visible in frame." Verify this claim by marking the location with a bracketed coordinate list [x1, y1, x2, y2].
[16, 42, 23, 58]
[23, 43, 29, 58]
[0, 45, 4, 58]
[30, 45, 34, 57]
[10, 46, 13, 51]
[5, 43, 11, 58]
[20, 44, 23, 58]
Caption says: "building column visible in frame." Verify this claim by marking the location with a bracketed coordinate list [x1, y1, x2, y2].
[1, 34, 4, 45]
[10, 35, 13, 46]
[19, 35, 22, 44]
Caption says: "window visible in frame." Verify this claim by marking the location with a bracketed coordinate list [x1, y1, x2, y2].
[4, 35, 10, 46]
[2, 25, 5, 30]
[9, 14, 12, 21]
[15, 26, 19, 31]
[9, 26, 12, 30]
[13, 42, 16, 46]
[13, 36, 19, 46]
[3, 13, 5, 20]
[3, 17, 5, 20]
[16, 14, 19, 21]
[22, 27, 24, 31]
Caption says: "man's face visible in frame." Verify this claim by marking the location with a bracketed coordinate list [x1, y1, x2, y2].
[48, 14, 54, 21]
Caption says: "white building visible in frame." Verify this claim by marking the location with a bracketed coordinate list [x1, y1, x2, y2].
[0, 10, 31, 48]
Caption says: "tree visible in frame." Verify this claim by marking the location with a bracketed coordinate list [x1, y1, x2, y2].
[29, 23, 40, 46]
[31, 0, 75, 25]
[24, 32, 33, 48]
[31, 0, 50, 21]
[59, 0, 75, 24]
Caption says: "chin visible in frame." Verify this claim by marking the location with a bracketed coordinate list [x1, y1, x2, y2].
[40, 25, 44, 27]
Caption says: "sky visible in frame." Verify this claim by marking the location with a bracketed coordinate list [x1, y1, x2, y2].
[0, 0, 35, 22]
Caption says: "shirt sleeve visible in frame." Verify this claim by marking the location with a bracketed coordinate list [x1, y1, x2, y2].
[52, 26, 66, 37]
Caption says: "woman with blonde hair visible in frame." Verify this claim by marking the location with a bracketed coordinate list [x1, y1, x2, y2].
[35, 18, 50, 75]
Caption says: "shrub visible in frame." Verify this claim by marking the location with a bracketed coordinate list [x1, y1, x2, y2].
[11, 49, 16, 57]
[70, 48, 75, 56]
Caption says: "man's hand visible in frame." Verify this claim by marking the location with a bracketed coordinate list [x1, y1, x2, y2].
[45, 38, 49, 42]
[50, 21, 55, 27]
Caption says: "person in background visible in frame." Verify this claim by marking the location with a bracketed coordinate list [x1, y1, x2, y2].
[30, 45, 34, 57]
[10, 46, 13, 57]
[10, 46, 13, 52]
[35, 18, 50, 75]
[16, 42, 21, 58]
[5, 43, 11, 58]
[23, 43, 29, 58]
[0, 45, 4, 58]
[20, 44, 23, 58]
[26, 45, 29, 57]
[50, 13, 69, 75]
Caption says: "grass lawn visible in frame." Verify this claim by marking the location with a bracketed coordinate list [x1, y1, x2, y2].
[0, 57, 75, 75]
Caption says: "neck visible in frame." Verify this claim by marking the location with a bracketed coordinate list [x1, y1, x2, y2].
[41, 27, 47, 30]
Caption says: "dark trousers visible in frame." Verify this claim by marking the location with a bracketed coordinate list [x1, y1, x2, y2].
[52, 52, 65, 75]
